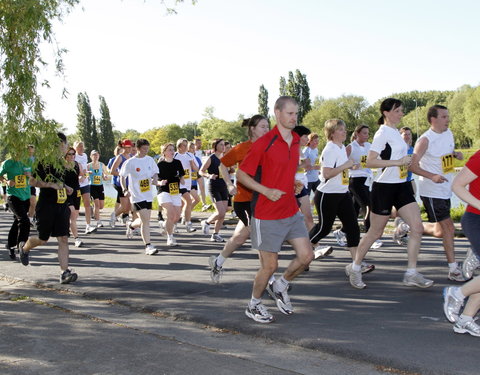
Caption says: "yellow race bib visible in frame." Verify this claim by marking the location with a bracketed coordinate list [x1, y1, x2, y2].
[15, 175, 27, 188]
[441, 154, 454, 174]
[57, 188, 67, 204]
[399, 165, 408, 180]
[169, 182, 179, 195]
[93, 175, 101, 185]
[139, 178, 150, 193]
[342, 169, 349, 185]
[184, 168, 190, 179]
[360, 155, 367, 169]
[191, 171, 197, 180]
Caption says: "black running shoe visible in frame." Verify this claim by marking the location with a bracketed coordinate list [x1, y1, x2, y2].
[60, 269, 78, 284]
[18, 242, 29, 266]
[8, 247, 16, 260]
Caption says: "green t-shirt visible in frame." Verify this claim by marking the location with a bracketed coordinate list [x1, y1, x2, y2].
[0, 159, 31, 201]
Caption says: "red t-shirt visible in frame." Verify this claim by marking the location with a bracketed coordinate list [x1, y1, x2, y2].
[220, 140, 252, 202]
[239, 126, 300, 220]
[465, 150, 480, 215]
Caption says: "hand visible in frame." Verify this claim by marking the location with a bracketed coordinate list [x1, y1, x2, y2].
[7, 180, 15, 187]
[399, 155, 412, 166]
[454, 151, 464, 160]
[264, 188, 286, 202]
[66, 186, 73, 195]
[431, 174, 448, 183]
[351, 163, 360, 170]
[344, 159, 354, 169]
[159, 179, 168, 186]
[210, 174, 218, 180]
[227, 184, 237, 195]
[294, 180, 304, 194]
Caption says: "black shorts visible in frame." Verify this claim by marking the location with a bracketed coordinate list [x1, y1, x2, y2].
[209, 187, 228, 203]
[114, 184, 124, 203]
[180, 188, 190, 195]
[234, 201, 251, 226]
[370, 181, 416, 216]
[67, 189, 81, 210]
[133, 201, 152, 211]
[295, 187, 309, 199]
[307, 180, 320, 196]
[90, 185, 105, 200]
[30, 186, 37, 196]
[35, 201, 71, 241]
[80, 185, 91, 195]
[420, 196, 451, 223]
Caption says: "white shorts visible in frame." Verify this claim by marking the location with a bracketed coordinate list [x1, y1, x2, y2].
[157, 192, 182, 207]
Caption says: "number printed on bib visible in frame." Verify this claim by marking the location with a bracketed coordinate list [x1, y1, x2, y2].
[399, 165, 408, 180]
[441, 154, 454, 174]
[15, 175, 27, 188]
[57, 188, 67, 204]
[93, 175, 101, 185]
[342, 169, 349, 185]
[139, 178, 150, 193]
[360, 155, 367, 169]
[169, 182, 179, 195]
[184, 168, 190, 179]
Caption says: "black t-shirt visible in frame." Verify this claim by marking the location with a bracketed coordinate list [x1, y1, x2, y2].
[64, 162, 80, 191]
[207, 154, 227, 190]
[35, 163, 68, 205]
[157, 159, 185, 194]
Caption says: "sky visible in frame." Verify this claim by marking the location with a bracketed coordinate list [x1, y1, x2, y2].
[40, 0, 480, 135]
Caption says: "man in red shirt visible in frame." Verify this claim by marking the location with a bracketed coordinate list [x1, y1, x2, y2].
[237, 96, 314, 323]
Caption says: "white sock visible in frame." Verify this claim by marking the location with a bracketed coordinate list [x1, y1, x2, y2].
[274, 276, 289, 293]
[216, 254, 226, 267]
[448, 262, 458, 272]
[352, 262, 361, 272]
[453, 287, 466, 300]
[268, 275, 276, 285]
[406, 268, 416, 275]
[458, 314, 473, 324]
[249, 296, 261, 308]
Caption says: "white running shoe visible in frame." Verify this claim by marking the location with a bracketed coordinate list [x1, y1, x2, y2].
[463, 249, 480, 280]
[85, 224, 96, 234]
[345, 264, 366, 289]
[109, 212, 116, 228]
[201, 220, 211, 235]
[126, 221, 134, 239]
[97, 220, 104, 228]
[210, 233, 225, 242]
[313, 245, 333, 259]
[166, 236, 177, 246]
[333, 229, 347, 247]
[448, 265, 466, 282]
[186, 222, 197, 233]
[370, 240, 383, 249]
[158, 220, 165, 236]
[403, 271, 434, 288]
[74, 238, 83, 248]
[145, 244, 158, 255]
[245, 303, 274, 324]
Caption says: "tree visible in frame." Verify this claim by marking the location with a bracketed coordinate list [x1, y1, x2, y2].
[91, 116, 99, 152]
[258, 84, 269, 117]
[98, 96, 116, 163]
[464, 86, 480, 148]
[76, 92, 93, 150]
[279, 76, 286, 96]
[279, 69, 312, 123]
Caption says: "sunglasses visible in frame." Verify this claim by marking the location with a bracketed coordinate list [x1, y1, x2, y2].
[66, 152, 76, 156]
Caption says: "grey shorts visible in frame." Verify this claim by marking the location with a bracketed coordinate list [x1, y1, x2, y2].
[251, 212, 309, 253]
[420, 196, 451, 223]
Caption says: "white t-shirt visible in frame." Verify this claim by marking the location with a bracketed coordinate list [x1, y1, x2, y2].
[174, 152, 195, 190]
[370, 125, 408, 184]
[303, 146, 320, 182]
[318, 141, 349, 194]
[418, 128, 455, 199]
[75, 153, 89, 188]
[119, 155, 159, 203]
[295, 149, 308, 188]
[348, 140, 372, 178]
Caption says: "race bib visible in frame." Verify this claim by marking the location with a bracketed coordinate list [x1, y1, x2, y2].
[139, 178, 150, 193]
[57, 188, 67, 204]
[441, 154, 454, 174]
[399, 165, 408, 180]
[184, 168, 190, 179]
[169, 182, 179, 195]
[93, 175, 101, 185]
[342, 169, 349, 185]
[15, 175, 27, 188]
[360, 155, 367, 169]
[191, 171, 197, 180]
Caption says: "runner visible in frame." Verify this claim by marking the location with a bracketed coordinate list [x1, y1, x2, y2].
[64, 147, 83, 247]
[443, 150, 480, 336]
[187, 141, 201, 213]
[87, 150, 108, 228]
[74, 141, 95, 234]
[120, 138, 159, 255]
[237, 96, 314, 323]
[27, 145, 37, 225]
[303, 132, 321, 196]
[106, 145, 122, 227]
[20, 132, 78, 284]
[208, 115, 270, 282]
[194, 138, 211, 211]
[156, 143, 185, 247]
[0, 151, 32, 260]
[174, 138, 198, 233]
[199, 139, 229, 242]
[346, 98, 433, 289]
[410, 105, 464, 281]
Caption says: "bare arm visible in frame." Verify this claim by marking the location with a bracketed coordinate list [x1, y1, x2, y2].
[220, 162, 236, 195]
[410, 137, 447, 183]
[199, 157, 214, 178]
[322, 159, 354, 180]
[365, 150, 411, 169]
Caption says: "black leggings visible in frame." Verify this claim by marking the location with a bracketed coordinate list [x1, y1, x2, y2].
[309, 191, 360, 247]
[348, 177, 371, 231]
[7, 195, 31, 248]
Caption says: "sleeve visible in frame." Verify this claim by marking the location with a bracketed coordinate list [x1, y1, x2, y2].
[220, 145, 240, 167]
[321, 145, 338, 168]
[239, 138, 267, 176]
[369, 128, 387, 154]
[119, 159, 129, 177]
[466, 151, 480, 177]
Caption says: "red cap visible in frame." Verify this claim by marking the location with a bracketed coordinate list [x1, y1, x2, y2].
[122, 139, 133, 147]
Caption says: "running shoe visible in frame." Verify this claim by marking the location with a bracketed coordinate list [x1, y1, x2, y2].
[158, 220, 165, 236]
[85, 224, 96, 234]
[403, 271, 434, 288]
[208, 255, 223, 283]
[186, 222, 197, 233]
[125, 221, 134, 239]
[145, 244, 158, 255]
[96, 220, 104, 228]
[166, 236, 177, 247]
[370, 240, 383, 249]
[266, 282, 294, 315]
[443, 286, 464, 323]
[345, 264, 366, 289]
[360, 261, 375, 274]
[60, 269, 78, 284]
[202, 204, 212, 212]
[180, 216, 185, 225]
[173, 224, 179, 233]
[18, 242, 29, 266]
[245, 303, 274, 324]
[210, 233, 225, 242]
[448, 265, 466, 282]
[201, 220, 211, 235]
[74, 238, 83, 248]
[333, 229, 347, 247]
[453, 319, 480, 337]
[313, 245, 333, 259]
[462, 249, 480, 280]
[109, 212, 116, 228]
[392, 222, 409, 246]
